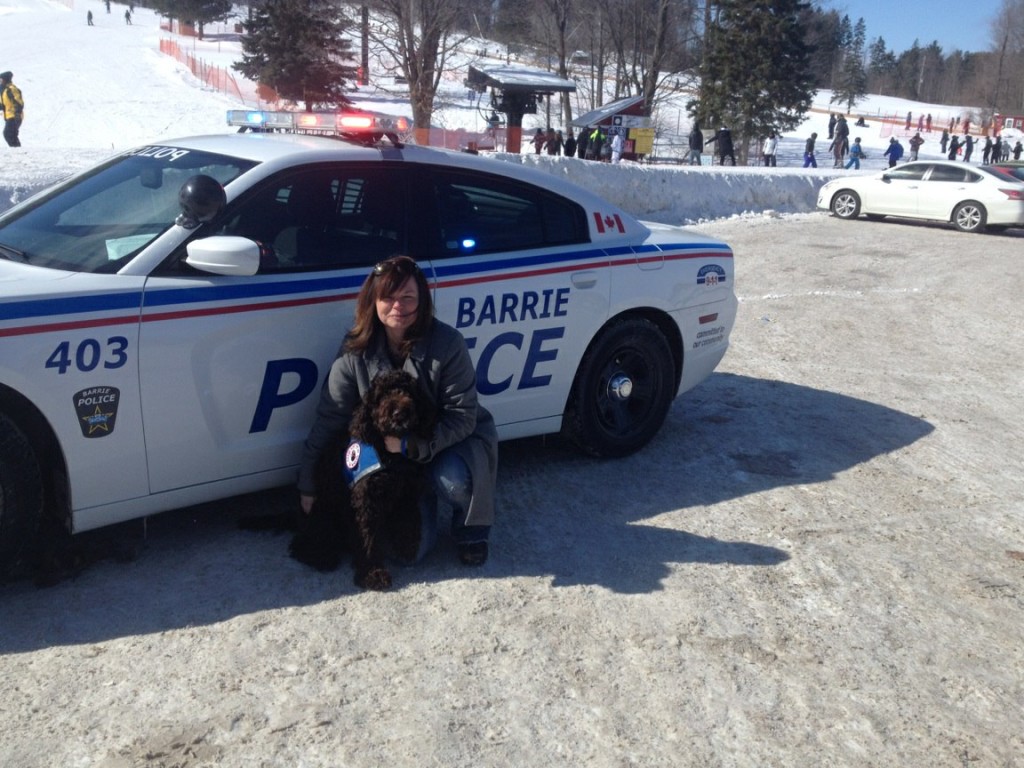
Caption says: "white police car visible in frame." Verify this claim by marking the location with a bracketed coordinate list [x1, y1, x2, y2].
[0, 110, 736, 568]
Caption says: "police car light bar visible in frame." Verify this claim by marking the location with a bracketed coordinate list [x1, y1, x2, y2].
[227, 109, 409, 143]
[227, 110, 296, 130]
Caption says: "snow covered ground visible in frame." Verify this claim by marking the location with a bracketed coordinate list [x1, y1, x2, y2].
[2, 0, 1015, 224]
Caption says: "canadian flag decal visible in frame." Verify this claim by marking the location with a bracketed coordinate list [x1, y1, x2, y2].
[593, 212, 625, 234]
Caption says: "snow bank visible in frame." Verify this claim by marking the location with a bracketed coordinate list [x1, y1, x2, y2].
[496, 153, 840, 224]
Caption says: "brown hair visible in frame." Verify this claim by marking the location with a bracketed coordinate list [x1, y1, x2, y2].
[344, 256, 433, 357]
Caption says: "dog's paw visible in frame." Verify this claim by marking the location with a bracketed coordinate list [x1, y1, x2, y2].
[289, 536, 344, 572]
[356, 566, 393, 591]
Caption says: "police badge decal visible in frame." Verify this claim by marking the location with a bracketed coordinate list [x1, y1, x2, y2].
[73, 386, 121, 438]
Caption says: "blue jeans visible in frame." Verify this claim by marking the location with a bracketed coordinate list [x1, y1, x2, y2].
[411, 448, 487, 562]
[844, 157, 860, 169]
[803, 152, 817, 168]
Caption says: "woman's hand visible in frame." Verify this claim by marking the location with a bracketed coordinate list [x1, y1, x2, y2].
[300, 494, 315, 515]
[384, 435, 403, 454]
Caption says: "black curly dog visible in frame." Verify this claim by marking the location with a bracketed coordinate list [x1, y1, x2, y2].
[289, 369, 435, 590]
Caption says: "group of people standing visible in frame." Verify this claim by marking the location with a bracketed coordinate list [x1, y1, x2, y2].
[685, 123, 738, 166]
[939, 130, 1022, 162]
[673, 112, 1022, 169]
[531, 125, 625, 163]
[87, 1, 132, 25]
[802, 117, 864, 170]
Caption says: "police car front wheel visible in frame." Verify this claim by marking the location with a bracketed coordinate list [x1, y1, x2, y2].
[563, 317, 675, 458]
[0, 413, 45, 576]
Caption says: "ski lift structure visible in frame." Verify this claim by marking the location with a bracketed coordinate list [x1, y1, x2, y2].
[572, 95, 654, 162]
[465, 64, 576, 154]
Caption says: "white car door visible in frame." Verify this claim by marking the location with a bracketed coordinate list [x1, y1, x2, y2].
[869, 164, 929, 216]
[138, 166, 411, 493]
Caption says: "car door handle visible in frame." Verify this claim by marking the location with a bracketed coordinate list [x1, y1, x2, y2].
[571, 271, 598, 289]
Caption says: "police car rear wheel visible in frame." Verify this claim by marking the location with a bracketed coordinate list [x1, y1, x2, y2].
[563, 318, 674, 458]
[0, 413, 44, 575]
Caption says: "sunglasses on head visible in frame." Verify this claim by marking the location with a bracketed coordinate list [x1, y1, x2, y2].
[372, 258, 421, 277]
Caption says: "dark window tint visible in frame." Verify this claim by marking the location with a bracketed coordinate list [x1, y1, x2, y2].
[426, 170, 588, 258]
[885, 164, 929, 181]
[217, 165, 405, 271]
[928, 164, 971, 182]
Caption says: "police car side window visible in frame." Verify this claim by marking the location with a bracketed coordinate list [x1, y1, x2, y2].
[430, 171, 587, 258]
[218, 166, 406, 272]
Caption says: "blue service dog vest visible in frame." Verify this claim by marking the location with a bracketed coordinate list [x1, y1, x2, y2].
[343, 440, 384, 488]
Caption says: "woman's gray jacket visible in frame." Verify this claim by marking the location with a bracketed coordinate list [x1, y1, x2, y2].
[298, 320, 498, 526]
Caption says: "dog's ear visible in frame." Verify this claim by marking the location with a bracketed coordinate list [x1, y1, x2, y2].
[348, 385, 377, 442]
[351, 371, 395, 442]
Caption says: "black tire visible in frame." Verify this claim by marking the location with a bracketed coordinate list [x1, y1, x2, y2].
[952, 200, 987, 232]
[831, 190, 861, 219]
[0, 413, 44, 575]
[562, 317, 675, 458]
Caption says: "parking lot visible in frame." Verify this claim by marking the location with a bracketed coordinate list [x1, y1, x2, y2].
[1, 213, 1022, 767]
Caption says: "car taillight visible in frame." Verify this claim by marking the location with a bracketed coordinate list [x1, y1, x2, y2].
[1000, 188, 1024, 200]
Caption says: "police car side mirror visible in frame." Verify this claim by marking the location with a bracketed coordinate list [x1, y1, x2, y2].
[185, 236, 261, 276]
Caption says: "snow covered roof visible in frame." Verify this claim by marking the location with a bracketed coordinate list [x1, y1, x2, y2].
[465, 65, 576, 94]
[572, 96, 646, 128]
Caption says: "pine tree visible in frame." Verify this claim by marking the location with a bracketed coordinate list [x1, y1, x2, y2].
[867, 37, 896, 95]
[152, 0, 232, 38]
[234, 0, 357, 111]
[831, 17, 867, 111]
[691, 0, 814, 163]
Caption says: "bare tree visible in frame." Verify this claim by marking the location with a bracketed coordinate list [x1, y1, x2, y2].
[596, 0, 698, 115]
[988, 0, 1024, 111]
[368, 0, 468, 143]
[529, 0, 576, 128]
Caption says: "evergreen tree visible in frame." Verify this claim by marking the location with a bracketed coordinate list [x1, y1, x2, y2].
[894, 41, 923, 100]
[831, 17, 867, 111]
[867, 37, 896, 95]
[800, 6, 843, 89]
[152, 0, 233, 38]
[234, 0, 357, 111]
[690, 0, 814, 162]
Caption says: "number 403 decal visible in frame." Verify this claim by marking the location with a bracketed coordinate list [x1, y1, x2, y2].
[46, 337, 129, 374]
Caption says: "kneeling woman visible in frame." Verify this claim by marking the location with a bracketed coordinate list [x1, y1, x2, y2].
[298, 256, 498, 566]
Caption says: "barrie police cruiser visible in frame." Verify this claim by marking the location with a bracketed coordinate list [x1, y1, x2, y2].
[0, 108, 737, 570]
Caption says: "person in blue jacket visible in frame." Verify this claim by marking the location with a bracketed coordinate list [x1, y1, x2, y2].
[844, 137, 865, 169]
[883, 137, 904, 168]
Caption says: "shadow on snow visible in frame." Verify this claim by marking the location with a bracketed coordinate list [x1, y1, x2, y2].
[0, 372, 933, 651]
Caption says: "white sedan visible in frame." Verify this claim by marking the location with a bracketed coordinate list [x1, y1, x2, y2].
[0, 110, 737, 571]
[817, 160, 1024, 233]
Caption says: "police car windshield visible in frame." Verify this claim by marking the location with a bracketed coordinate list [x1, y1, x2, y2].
[0, 147, 254, 273]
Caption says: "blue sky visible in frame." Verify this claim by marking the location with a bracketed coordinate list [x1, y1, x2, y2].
[827, 0, 1004, 54]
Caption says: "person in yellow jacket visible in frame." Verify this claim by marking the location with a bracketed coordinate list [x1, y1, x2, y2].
[1, 71, 24, 147]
